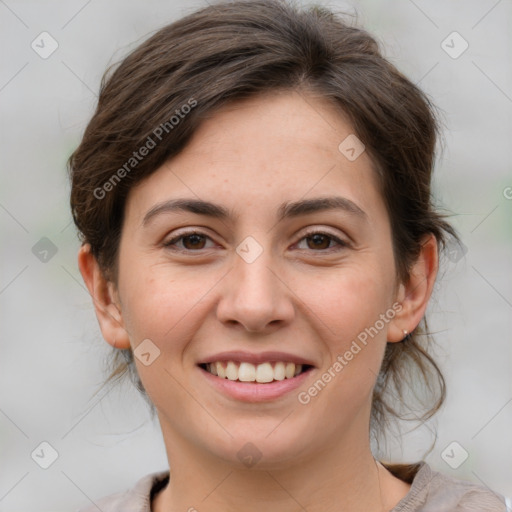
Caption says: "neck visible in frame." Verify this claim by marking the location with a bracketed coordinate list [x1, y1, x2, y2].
[152, 421, 410, 512]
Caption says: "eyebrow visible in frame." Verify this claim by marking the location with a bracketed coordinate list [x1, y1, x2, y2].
[141, 196, 367, 227]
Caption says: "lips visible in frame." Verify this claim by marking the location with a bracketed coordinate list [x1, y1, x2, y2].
[196, 350, 316, 387]
[197, 350, 316, 367]
[198, 360, 315, 402]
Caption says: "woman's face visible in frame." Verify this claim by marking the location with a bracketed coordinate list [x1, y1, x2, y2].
[110, 90, 408, 467]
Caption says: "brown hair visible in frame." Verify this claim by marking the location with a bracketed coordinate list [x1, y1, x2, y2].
[68, 0, 459, 437]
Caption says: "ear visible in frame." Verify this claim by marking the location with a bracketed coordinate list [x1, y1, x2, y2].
[77, 243, 131, 350]
[387, 234, 439, 343]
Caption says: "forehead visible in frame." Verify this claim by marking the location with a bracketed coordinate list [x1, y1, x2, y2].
[124, 90, 385, 226]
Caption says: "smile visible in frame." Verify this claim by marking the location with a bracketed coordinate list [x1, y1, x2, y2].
[199, 361, 313, 383]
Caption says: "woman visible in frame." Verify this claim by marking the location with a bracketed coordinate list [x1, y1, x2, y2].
[69, 1, 507, 510]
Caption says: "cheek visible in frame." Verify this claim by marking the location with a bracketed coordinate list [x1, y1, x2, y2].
[118, 261, 228, 383]
[298, 262, 394, 345]
[293, 258, 395, 406]
[118, 261, 198, 345]
[293, 269, 393, 422]
[121, 268, 212, 409]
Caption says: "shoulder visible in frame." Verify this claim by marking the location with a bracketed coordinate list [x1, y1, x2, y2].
[76, 470, 170, 512]
[387, 462, 507, 512]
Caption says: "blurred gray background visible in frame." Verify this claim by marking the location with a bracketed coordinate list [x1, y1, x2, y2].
[1, 0, 511, 510]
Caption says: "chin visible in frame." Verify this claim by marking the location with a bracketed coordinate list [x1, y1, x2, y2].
[200, 424, 314, 470]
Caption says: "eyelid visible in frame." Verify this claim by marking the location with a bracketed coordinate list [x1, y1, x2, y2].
[294, 228, 350, 250]
[163, 226, 350, 253]
[163, 229, 217, 249]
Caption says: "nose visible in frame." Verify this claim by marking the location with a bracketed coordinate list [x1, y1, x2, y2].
[215, 247, 295, 333]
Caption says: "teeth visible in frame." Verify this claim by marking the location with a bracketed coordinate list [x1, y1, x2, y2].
[204, 361, 307, 383]
[226, 361, 238, 381]
[274, 362, 285, 380]
[216, 362, 226, 378]
[238, 362, 256, 381]
[256, 362, 274, 383]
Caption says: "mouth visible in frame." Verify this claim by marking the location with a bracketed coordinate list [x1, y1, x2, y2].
[198, 361, 314, 384]
[196, 351, 317, 402]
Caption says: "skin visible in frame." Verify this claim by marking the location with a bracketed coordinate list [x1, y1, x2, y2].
[79, 89, 438, 512]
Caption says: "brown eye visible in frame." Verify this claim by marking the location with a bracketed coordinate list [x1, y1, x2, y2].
[163, 231, 215, 252]
[296, 231, 348, 252]
[306, 233, 331, 250]
[181, 234, 207, 250]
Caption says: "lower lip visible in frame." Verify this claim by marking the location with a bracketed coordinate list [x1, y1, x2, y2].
[198, 365, 314, 402]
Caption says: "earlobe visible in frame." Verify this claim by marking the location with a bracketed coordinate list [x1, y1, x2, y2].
[77, 243, 131, 350]
[387, 234, 439, 343]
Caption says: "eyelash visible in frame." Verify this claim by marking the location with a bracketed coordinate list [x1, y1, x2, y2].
[162, 229, 349, 253]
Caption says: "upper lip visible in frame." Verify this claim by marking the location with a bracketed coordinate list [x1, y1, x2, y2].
[198, 350, 317, 367]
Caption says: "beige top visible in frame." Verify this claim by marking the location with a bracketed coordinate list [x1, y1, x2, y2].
[77, 462, 507, 512]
